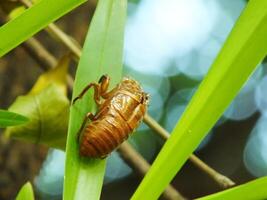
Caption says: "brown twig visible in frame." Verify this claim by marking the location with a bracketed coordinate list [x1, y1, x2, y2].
[22, 37, 57, 70]
[118, 142, 186, 200]
[45, 23, 82, 60]
[21, 37, 74, 89]
[20, 0, 82, 60]
[143, 114, 235, 189]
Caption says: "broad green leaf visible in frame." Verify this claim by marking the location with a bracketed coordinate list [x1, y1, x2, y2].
[0, 109, 29, 127]
[0, 0, 86, 57]
[63, 0, 127, 199]
[132, 1, 267, 199]
[5, 56, 70, 150]
[16, 182, 34, 200]
[197, 177, 267, 200]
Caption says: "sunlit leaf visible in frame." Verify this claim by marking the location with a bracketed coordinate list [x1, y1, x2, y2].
[132, 1, 267, 199]
[16, 182, 34, 200]
[64, 0, 127, 199]
[5, 56, 70, 150]
[9, 6, 25, 19]
[0, 109, 29, 128]
[0, 0, 86, 57]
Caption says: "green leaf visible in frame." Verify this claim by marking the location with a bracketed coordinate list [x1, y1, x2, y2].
[9, 6, 25, 19]
[132, 1, 267, 199]
[5, 56, 70, 150]
[5, 84, 69, 149]
[197, 177, 267, 200]
[63, 0, 127, 199]
[0, 109, 29, 127]
[16, 182, 34, 200]
[0, 0, 86, 57]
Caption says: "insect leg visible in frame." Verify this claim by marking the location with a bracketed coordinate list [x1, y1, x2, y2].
[77, 112, 95, 142]
[72, 83, 101, 106]
[98, 74, 118, 99]
[98, 75, 113, 99]
[101, 87, 116, 99]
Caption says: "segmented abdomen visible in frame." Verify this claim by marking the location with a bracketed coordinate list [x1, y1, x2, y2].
[79, 112, 132, 158]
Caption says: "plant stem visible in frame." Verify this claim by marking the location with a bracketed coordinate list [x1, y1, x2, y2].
[22, 37, 57, 70]
[143, 114, 235, 189]
[20, 0, 82, 59]
[21, 37, 74, 88]
[46, 23, 82, 59]
[118, 142, 186, 200]
[189, 154, 235, 189]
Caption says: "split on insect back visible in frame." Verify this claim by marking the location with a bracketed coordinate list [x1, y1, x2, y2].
[72, 75, 149, 158]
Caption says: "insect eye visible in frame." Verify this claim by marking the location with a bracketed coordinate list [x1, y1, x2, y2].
[141, 94, 149, 103]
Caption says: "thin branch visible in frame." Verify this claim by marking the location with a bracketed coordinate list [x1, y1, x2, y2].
[20, 0, 82, 60]
[22, 37, 57, 70]
[45, 23, 82, 59]
[189, 154, 235, 189]
[21, 37, 74, 88]
[118, 142, 186, 200]
[143, 114, 235, 189]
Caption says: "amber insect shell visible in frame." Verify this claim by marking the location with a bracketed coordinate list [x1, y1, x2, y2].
[72, 75, 149, 158]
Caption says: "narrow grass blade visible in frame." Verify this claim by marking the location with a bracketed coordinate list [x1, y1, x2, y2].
[63, 0, 127, 200]
[132, 1, 267, 199]
[16, 182, 34, 200]
[197, 177, 267, 200]
[0, 0, 86, 57]
[0, 109, 29, 127]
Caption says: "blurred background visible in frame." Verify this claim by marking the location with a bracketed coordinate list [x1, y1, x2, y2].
[1, 0, 267, 199]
